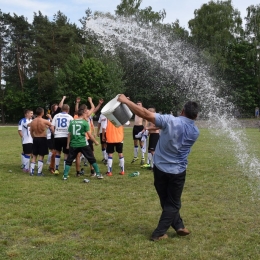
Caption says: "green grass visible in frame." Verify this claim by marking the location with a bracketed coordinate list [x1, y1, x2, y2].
[1, 126, 260, 259]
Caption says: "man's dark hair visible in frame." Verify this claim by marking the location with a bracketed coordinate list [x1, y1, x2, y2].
[51, 103, 58, 113]
[36, 107, 44, 116]
[78, 108, 85, 117]
[24, 109, 31, 115]
[183, 101, 199, 120]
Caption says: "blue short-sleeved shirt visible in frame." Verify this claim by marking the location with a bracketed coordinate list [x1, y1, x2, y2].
[153, 114, 199, 174]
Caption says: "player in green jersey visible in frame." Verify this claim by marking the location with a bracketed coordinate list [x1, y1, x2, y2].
[63, 108, 103, 180]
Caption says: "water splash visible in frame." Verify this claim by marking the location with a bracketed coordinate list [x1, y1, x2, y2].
[86, 15, 260, 180]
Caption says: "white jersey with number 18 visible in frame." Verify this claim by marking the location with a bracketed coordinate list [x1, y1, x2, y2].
[52, 112, 74, 138]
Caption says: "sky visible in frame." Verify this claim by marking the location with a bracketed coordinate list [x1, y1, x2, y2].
[0, 0, 259, 29]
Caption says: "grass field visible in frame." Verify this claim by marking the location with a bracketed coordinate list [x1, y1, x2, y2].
[0, 126, 260, 260]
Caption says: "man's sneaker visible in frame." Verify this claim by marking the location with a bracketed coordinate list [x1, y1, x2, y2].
[141, 163, 150, 168]
[131, 157, 138, 164]
[119, 171, 125, 175]
[63, 176, 68, 180]
[91, 172, 96, 177]
[30, 172, 34, 176]
[106, 172, 112, 176]
[37, 172, 44, 177]
[84, 162, 88, 167]
[96, 173, 104, 179]
[140, 158, 145, 165]
[54, 169, 60, 175]
[20, 164, 24, 169]
[176, 228, 190, 236]
[23, 168, 29, 173]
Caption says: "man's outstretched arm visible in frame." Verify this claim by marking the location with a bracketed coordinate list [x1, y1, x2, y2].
[117, 94, 155, 124]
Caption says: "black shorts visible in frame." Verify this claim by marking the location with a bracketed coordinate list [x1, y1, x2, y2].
[100, 133, 106, 144]
[106, 143, 123, 154]
[66, 146, 96, 166]
[32, 137, 49, 156]
[133, 125, 144, 140]
[54, 137, 69, 154]
[88, 139, 94, 152]
[23, 143, 33, 154]
[148, 133, 160, 151]
[47, 136, 54, 150]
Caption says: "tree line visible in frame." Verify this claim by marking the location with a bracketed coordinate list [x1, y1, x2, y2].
[0, 0, 260, 122]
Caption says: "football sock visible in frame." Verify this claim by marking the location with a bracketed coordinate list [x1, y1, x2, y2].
[38, 160, 43, 173]
[150, 153, 154, 168]
[30, 162, 36, 174]
[21, 153, 25, 167]
[147, 152, 151, 164]
[134, 146, 138, 158]
[55, 155, 60, 170]
[92, 162, 100, 174]
[102, 149, 107, 160]
[47, 152, 52, 164]
[63, 164, 71, 178]
[119, 156, 125, 172]
[24, 155, 30, 170]
[107, 156, 113, 172]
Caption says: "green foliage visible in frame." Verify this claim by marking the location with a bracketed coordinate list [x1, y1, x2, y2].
[245, 5, 260, 95]
[116, 0, 166, 25]
[115, 0, 142, 17]
[188, 0, 243, 71]
[224, 40, 258, 113]
[2, 1, 260, 119]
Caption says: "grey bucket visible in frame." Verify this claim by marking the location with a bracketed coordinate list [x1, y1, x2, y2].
[101, 95, 133, 127]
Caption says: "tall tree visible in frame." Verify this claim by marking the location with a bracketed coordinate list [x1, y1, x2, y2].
[0, 10, 9, 84]
[116, 0, 166, 25]
[245, 5, 260, 95]
[188, 0, 243, 71]
[4, 13, 32, 92]
[115, 0, 142, 17]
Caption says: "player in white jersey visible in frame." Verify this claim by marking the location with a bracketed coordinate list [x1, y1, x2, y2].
[97, 113, 108, 163]
[46, 95, 66, 173]
[50, 104, 74, 174]
[18, 109, 33, 172]
[45, 115, 54, 167]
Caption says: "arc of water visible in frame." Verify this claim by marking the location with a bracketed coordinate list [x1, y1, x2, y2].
[86, 15, 260, 179]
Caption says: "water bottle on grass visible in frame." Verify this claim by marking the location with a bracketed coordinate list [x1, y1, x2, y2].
[128, 171, 140, 177]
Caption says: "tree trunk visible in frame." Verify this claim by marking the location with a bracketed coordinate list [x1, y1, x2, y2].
[17, 46, 24, 91]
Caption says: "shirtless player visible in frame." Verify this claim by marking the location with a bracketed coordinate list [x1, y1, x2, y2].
[131, 101, 146, 165]
[144, 107, 160, 170]
[29, 107, 52, 176]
